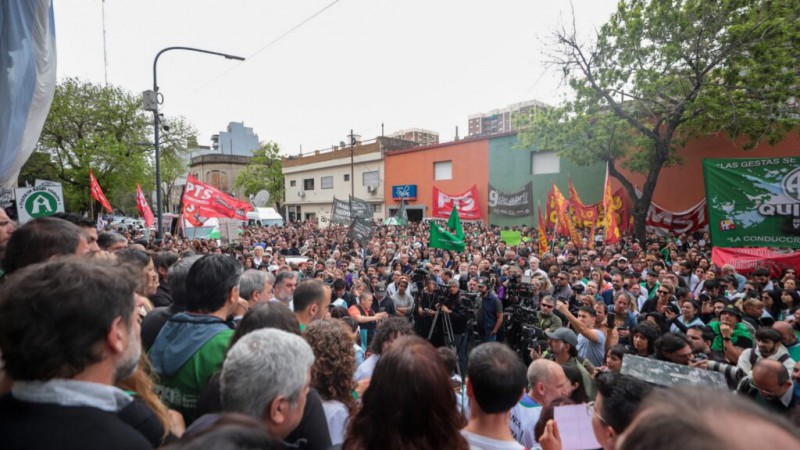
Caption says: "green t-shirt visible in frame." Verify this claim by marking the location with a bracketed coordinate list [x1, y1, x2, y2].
[156, 329, 233, 422]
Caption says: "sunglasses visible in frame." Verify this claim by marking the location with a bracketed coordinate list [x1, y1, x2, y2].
[658, 290, 670, 295]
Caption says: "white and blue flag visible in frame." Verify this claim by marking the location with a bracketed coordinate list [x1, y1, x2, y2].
[0, 0, 57, 188]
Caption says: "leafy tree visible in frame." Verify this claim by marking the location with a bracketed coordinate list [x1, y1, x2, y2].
[234, 142, 285, 212]
[26, 77, 150, 213]
[516, 0, 800, 243]
[147, 116, 198, 213]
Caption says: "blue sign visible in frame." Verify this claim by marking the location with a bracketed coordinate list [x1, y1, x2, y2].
[392, 185, 417, 200]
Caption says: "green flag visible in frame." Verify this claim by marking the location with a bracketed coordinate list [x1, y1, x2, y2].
[703, 157, 800, 248]
[429, 221, 466, 252]
[447, 205, 465, 240]
[430, 205, 466, 252]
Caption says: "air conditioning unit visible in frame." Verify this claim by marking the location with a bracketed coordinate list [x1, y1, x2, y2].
[298, 190, 305, 198]
[367, 185, 377, 193]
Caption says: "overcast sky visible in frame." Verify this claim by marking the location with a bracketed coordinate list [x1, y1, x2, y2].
[55, 0, 619, 155]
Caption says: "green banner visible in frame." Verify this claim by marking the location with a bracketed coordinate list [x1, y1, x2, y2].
[500, 230, 522, 246]
[702, 157, 800, 248]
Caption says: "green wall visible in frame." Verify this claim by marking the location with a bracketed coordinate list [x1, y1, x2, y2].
[487, 134, 606, 228]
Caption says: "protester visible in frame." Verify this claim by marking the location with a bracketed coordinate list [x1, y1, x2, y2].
[221, 329, 315, 441]
[462, 342, 527, 450]
[0, 258, 151, 449]
[509, 359, 570, 448]
[343, 335, 469, 450]
[1, 217, 89, 277]
[149, 254, 241, 424]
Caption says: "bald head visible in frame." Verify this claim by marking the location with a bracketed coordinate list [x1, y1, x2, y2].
[526, 359, 569, 406]
[771, 321, 797, 347]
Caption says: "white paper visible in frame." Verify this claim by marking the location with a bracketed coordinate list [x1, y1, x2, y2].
[553, 404, 602, 450]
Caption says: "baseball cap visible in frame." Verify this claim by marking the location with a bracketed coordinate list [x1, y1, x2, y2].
[545, 327, 578, 347]
[477, 277, 489, 287]
[375, 282, 387, 295]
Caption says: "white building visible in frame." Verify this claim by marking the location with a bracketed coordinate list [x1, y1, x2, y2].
[282, 137, 416, 223]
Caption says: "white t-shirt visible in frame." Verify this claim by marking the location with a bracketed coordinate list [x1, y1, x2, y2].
[509, 394, 542, 449]
[461, 430, 525, 450]
[322, 400, 349, 445]
[354, 354, 379, 381]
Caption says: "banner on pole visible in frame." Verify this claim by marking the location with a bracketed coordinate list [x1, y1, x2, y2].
[181, 174, 252, 226]
[488, 182, 532, 217]
[433, 185, 481, 220]
[703, 157, 800, 248]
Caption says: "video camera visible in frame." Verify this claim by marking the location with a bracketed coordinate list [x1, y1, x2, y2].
[506, 273, 536, 306]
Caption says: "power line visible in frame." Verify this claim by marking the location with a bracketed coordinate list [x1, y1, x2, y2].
[190, 0, 343, 94]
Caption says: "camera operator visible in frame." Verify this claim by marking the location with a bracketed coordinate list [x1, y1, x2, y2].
[478, 277, 503, 342]
[536, 296, 562, 332]
[415, 278, 439, 341]
[440, 279, 470, 374]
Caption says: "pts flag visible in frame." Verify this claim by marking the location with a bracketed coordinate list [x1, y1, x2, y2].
[703, 157, 800, 248]
[89, 170, 112, 213]
[181, 174, 253, 226]
[135, 184, 155, 227]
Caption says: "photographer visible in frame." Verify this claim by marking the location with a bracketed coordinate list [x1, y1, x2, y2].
[415, 279, 439, 341]
[536, 296, 562, 332]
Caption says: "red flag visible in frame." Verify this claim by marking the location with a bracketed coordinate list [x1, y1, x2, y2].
[552, 183, 582, 247]
[181, 174, 253, 226]
[537, 204, 549, 256]
[603, 166, 621, 244]
[135, 184, 155, 227]
[89, 170, 112, 212]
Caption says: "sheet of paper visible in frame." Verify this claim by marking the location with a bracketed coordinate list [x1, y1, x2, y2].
[553, 404, 601, 450]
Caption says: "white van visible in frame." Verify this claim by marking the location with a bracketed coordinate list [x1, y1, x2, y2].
[245, 207, 284, 227]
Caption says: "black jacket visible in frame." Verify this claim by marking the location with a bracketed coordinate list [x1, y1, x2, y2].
[0, 394, 152, 450]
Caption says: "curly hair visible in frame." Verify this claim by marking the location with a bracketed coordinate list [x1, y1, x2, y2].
[304, 319, 357, 414]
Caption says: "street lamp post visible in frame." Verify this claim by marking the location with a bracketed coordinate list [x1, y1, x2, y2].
[147, 46, 244, 240]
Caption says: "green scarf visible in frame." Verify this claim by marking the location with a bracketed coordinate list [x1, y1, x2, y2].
[709, 321, 752, 351]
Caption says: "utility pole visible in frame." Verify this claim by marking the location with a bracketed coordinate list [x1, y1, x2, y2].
[349, 129, 355, 197]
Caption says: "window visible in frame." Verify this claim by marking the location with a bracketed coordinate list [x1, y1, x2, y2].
[344, 174, 350, 182]
[372, 204, 380, 213]
[206, 170, 229, 192]
[321, 176, 333, 189]
[290, 180, 296, 187]
[434, 161, 452, 180]
[363, 171, 379, 187]
[531, 151, 560, 175]
[303, 178, 315, 190]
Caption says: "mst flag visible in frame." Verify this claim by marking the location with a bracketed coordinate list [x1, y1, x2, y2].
[552, 183, 582, 247]
[181, 174, 253, 226]
[603, 166, 621, 244]
[89, 170, 112, 212]
[135, 184, 155, 227]
[703, 157, 800, 248]
[537, 203, 549, 256]
[429, 205, 465, 252]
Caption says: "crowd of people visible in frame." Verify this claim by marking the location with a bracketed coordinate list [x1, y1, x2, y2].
[0, 207, 799, 449]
